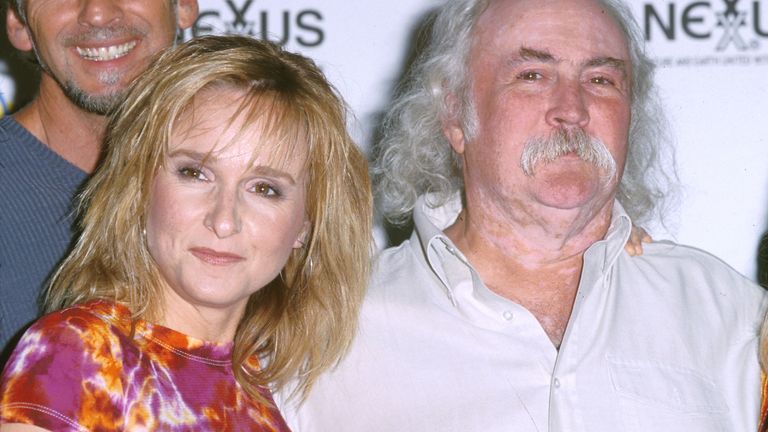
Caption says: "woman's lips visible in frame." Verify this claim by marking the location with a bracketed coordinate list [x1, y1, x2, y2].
[189, 247, 245, 266]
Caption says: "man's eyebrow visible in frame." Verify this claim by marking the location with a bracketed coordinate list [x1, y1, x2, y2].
[585, 56, 627, 74]
[516, 46, 557, 62]
[509, 47, 628, 77]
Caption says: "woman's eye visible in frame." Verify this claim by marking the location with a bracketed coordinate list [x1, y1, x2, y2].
[252, 182, 279, 197]
[178, 167, 206, 180]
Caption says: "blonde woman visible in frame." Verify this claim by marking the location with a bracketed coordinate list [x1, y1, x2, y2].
[0, 35, 371, 431]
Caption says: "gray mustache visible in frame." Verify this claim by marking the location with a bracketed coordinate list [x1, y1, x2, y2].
[519, 129, 617, 179]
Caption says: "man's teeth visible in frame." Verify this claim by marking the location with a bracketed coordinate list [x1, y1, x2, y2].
[75, 41, 137, 61]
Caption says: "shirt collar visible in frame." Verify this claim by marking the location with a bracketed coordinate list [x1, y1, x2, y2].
[410, 193, 635, 300]
[412, 194, 461, 248]
[409, 194, 465, 305]
[593, 200, 633, 273]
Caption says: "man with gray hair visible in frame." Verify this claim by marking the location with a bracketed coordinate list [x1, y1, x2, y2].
[0, 0, 198, 359]
[279, 0, 767, 430]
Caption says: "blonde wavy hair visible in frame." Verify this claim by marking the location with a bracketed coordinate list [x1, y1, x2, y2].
[761, 315, 768, 373]
[46, 35, 372, 400]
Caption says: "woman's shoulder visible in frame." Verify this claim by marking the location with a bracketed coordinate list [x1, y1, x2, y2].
[2, 300, 135, 395]
[0, 300, 132, 431]
[15, 300, 134, 359]
[33, 299, 131, 333]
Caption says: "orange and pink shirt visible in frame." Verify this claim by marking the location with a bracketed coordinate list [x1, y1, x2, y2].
[0, 300, 290, 431]
[760, 377, 768, 431]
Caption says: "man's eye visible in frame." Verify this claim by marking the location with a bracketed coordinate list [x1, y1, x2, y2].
[178, 167, 206, 180]
[517, 71, 542, 81]
[590, 76, 614, 85]
[252, 182, 279, 197]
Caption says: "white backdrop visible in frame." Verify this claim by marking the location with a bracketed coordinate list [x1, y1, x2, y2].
[1, 0, 766, 281]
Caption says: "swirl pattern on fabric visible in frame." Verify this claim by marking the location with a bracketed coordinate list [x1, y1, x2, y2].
[0, 300, 290, 431]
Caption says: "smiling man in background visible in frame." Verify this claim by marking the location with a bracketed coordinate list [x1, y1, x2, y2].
[0, 0, 199, 359]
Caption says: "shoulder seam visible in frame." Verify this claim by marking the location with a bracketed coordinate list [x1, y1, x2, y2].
[1, 402, 88, 432]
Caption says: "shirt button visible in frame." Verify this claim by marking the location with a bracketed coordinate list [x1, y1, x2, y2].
[553, 378, 561, 388]
[502, 311, 514, 321]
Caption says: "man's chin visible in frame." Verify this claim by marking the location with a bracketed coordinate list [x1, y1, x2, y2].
[64, 86, 125, 115]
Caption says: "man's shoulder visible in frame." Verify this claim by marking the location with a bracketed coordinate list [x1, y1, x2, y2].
[0, 116, 25, 159]
[0, 115, 84, 175]
[371, 239, 423, 284]
[640, 240, 747, 273]
[366, 238, 440, 300]
[0, 115, 31, 145]
[376, 238, 416, 263]
[620, 239, 766, 302]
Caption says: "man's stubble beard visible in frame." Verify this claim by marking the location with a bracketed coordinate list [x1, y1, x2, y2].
[61, 72, 126, 115]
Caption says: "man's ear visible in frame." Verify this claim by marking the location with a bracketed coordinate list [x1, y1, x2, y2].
[6, 7, 33, 52]
[176, 0, 199, 30]
[442, 92, 466, 155]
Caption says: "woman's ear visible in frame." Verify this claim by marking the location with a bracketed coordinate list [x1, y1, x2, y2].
[293, 220, 311, 249]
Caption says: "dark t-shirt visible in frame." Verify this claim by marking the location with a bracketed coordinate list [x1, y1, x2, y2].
[0, 115, 87, 356]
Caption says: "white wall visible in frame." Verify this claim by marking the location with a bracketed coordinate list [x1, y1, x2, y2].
[2, 0, 766, 280]
[634, 0, 768, 280]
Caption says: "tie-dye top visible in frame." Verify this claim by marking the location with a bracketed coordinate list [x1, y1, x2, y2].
[760, 377, 768, 432]
[0, 300, 290, 431]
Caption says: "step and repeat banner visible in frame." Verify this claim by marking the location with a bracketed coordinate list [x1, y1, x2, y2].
[1, 0, 767, 281]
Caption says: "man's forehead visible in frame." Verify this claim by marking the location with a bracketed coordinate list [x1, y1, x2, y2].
[482, 0, 615, 14]
[474, 0, 630, 59]
[477, 0, 625, 37]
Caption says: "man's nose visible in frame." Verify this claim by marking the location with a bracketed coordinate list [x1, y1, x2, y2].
[78, 0, 124, 28]
[545, 79, 590, 129]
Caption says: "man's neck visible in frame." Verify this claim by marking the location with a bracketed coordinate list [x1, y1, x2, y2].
[444, 197, 614, 267]
[13, 75, 108, 173]
[443, 198, 615, 347]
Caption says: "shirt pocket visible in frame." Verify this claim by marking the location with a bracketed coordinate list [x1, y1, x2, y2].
[606, 356, 730, 431]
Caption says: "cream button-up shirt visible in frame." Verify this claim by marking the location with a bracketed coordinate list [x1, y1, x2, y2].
[279, 195, 767, 432]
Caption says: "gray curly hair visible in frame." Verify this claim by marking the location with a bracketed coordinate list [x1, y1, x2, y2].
[374, 0, 675, 226]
